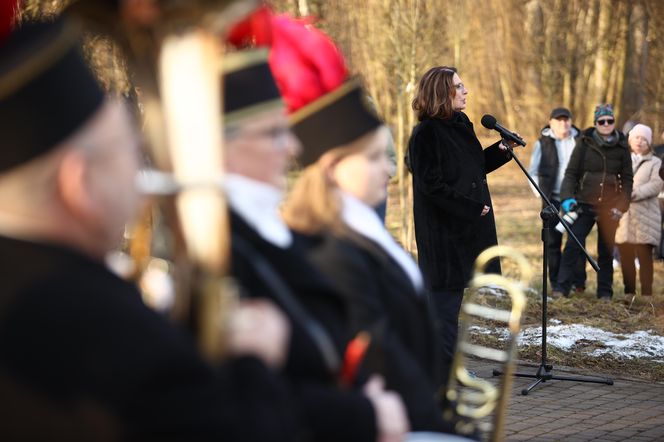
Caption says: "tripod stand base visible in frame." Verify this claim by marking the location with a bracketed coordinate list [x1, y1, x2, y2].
[493, 365, 614, 395]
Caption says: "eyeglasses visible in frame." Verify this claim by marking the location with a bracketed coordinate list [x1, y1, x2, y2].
[232, 126, 292, 151]
[596, 118, 615, 126]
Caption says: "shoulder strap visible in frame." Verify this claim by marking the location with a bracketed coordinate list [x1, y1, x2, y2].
[633, 157, 650, 175]
[231, 234, 341, 374]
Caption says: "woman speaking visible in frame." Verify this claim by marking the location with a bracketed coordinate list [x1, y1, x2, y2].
[407, 66, 514, 381]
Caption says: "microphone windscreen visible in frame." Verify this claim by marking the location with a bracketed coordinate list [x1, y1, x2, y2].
[481, 114, 497, 129]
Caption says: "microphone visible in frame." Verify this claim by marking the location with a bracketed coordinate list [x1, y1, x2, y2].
[481, 114, 526, 147]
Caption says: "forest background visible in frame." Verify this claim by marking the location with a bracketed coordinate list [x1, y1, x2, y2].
[267, 0, 664, 253]
[21, 0, 664, 254]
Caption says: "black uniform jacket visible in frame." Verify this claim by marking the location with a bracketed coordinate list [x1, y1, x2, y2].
[0, 235, 297, 442]
[408, 112, 511, 291]
[297, 230, 454, 433]
[229, 210, 377, 442]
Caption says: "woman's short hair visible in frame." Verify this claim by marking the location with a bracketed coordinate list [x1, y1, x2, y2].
[412, 66, 458, 121]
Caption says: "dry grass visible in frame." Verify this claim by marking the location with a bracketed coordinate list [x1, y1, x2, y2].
[389, 141, 664, 381]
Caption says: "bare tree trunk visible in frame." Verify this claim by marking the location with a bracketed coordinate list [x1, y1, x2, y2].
[574, 0, 599, 126]
[493, 0, 517, 128]
[297, 0, 309, 16]
[607, 2, 630, 120]
[524, 0, 544, 126]
[620, 0, 649, 124]
[593, 0, 613, 107]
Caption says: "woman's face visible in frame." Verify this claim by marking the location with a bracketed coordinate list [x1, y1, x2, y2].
[629, 134, 651, 155]
[331, 127, 392, 207]
[595, 115, 615, 137]
[451, 73, 468, 112]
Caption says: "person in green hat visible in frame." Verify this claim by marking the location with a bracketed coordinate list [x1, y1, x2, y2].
[552, 104, 633, 301]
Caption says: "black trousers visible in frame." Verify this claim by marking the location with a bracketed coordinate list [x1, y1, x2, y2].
[617, 243, 654, 295]
[546, 199, 587, 289]
[555, 204, 619, 298]
[428, 288, 464, 385]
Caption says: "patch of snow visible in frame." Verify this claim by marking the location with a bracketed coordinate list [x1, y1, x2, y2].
[477, 285, 508, 298]
[468, 325, 499, 335]
[469, 323, 664, 360]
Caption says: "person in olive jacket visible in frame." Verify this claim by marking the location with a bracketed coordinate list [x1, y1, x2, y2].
[552, 104, 633, 300]
[407, 66, 514, 381]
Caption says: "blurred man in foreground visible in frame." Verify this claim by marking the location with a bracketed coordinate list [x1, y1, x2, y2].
[0, 18, 296, 441]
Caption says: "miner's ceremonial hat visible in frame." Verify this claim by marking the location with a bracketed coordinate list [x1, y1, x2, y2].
[226, 7, 382, 167]
[0, 18, 104, 172]
[222, 48, 283, 125]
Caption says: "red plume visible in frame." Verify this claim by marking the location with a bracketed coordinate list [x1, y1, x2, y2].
[227, 5, 273, 47]
[0, 0, 19, 42]
[227, 6, 349, 113]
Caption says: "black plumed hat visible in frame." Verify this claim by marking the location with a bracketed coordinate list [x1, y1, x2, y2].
[222, 49, 283, 126]
[0, 18, 104, 173]
[289, 79, 382, 167]
[226, 7, 382, 167]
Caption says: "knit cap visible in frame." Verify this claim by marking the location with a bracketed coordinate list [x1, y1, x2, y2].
[629, 123, 652, 145]
[594, 104, 614, 122]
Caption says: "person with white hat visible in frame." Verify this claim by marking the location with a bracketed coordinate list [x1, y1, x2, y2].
[615, 124, 664, 300]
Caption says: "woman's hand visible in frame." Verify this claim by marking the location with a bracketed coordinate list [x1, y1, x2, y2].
[481, 205, 491, 216]
[499, 132, 523, 150]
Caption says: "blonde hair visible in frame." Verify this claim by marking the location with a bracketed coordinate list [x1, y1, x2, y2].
[283, 128, 383, 235]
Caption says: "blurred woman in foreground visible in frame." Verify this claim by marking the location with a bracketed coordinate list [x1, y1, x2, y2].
[283, 114, 451, 432]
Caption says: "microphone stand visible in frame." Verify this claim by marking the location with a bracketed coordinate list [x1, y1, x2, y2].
[491, 143, 613, 395]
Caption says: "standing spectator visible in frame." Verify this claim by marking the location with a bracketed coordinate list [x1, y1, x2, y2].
[375, 128, 397, 222]
[528, 107, 586, 291]
[406, 66, 514, 379]
[615, 124, 663, 300]
[552, 104, 633, 301]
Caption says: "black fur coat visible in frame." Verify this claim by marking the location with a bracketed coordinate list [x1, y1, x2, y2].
[407, 112, 511, 291]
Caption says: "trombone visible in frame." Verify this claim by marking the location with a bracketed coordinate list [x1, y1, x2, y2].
[444, 245, 532, 441]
